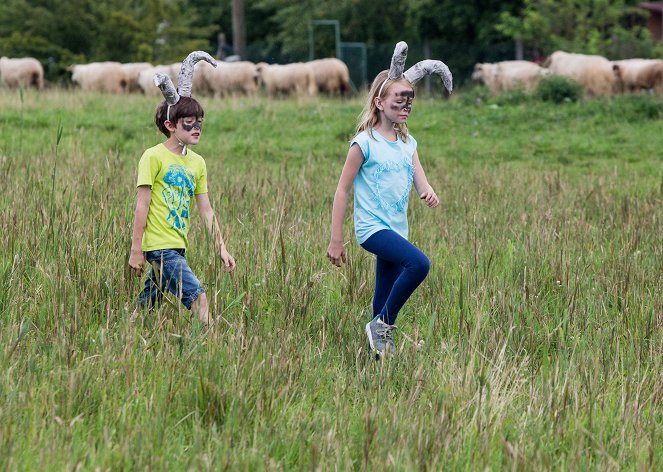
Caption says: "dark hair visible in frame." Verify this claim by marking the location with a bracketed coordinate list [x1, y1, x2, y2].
[154, 96, 205, 137]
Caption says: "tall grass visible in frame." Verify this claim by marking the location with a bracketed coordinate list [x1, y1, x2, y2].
[0, 88, 661, 470]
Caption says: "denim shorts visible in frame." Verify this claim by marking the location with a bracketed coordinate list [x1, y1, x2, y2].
[136, 249, 205, 310]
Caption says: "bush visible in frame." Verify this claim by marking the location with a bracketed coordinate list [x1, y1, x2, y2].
[535, 75, 583, 103]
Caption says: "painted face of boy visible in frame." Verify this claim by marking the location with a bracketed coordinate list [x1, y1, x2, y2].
[180, 117, 203, 132]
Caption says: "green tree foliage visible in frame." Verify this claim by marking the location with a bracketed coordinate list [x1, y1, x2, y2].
[0, 0, 217, 81]
[497, 0, 662, 59]
[406, 0, 524, 84]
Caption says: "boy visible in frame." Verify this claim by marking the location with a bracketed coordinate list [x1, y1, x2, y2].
[128, 52, 235, 325]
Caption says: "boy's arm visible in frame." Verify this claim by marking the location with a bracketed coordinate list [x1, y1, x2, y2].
[128, 186, 152, 275]
[412, 150, 440, 208]
[195, 193, 236, 271]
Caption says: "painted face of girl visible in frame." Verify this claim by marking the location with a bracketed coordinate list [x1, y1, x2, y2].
[392, 89, 414, 113]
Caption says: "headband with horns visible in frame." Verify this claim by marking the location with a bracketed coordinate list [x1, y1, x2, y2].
[153, 51, 217, 154]
[380, 41, 453, 95]
[153, 50, 217, 107]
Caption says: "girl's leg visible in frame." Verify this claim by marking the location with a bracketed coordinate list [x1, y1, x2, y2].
[372, 257, 403, 318]
[361, 230, 430, 325]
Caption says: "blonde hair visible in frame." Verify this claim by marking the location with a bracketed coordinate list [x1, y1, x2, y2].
[355, 70, 412, 142]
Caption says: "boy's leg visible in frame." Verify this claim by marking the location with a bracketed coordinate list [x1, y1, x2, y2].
[145, 250, 207, 323]
[190, 293, 210, 325]
[361, 230, 430, 326]
[136, 261, 164, 312]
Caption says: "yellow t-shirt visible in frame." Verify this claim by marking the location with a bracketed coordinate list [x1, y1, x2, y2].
[136, 143, 208, 251]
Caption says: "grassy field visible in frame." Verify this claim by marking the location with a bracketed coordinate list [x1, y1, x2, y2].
[0, 88, 662, 470]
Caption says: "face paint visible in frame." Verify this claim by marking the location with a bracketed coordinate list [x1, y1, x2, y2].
[396, 90, 414, 113]
[180, 118, 203, 132]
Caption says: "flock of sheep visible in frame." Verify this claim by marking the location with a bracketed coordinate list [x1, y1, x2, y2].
[472, 50, 663, 97]
[3, 50, 663, 99]
[0, 56, 351, 98]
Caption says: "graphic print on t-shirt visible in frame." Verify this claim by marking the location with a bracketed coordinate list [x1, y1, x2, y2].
[372, 159, 414, 215]
[161, 164, 195, 230]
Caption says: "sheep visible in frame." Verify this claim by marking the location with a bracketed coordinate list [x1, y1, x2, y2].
[635, 61, 663, 95]
[0, 57, 44, 89]
[471, 63, 501, 94]
[137, 64, 179, 96]
[307, 58, 351, 96]
[70, 62, 127, 93]
[544, 51, 616, 97]
[472, 60, 548, 94]
[256, 62, 317, 98]
[120, 62, 153, 93]
[612, 59, 663, 94]
[197, 60, 260, 97]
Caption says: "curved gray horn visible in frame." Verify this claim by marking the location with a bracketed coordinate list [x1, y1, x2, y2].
[154, 72, 179, 105]
[178, 51, 217, 97]
[403, 60, 453, 93]
[388, 41, 408, 80]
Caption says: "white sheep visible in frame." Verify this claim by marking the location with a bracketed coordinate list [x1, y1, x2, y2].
[120, 62, 153, 93]
[198, 60, 260, 97]
[256, 62, 317, 98]
[0, 57, 44, 89]
[69, 62, 128, 93]
[472, 60, 548, 94]
[307, 58, 351, 96]
[612, 59, 663, 94]
[137, 64, 179, 96]
[544, 51, 616, 97]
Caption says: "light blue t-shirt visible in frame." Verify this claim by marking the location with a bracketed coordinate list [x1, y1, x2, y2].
[351, 129, 417, 244]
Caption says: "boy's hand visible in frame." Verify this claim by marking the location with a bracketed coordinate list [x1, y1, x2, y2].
[129, 250, 146, 276]
[420, 189, 440, 208]
[219, 247, 236, 271]
[326, 241, 346, 267]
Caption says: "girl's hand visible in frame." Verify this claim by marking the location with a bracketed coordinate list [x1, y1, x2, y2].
[129, 250, 146, 276]
[219, 247, 236, 272]
[326, 241, 346, 267]
[420, 189, 440, 208]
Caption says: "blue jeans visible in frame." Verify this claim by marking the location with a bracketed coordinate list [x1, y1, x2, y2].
[360, 230, 430, 325]
[137, 249, 205, 310]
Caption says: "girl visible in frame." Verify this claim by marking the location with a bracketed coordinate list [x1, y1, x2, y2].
[326, 42, 452, 357]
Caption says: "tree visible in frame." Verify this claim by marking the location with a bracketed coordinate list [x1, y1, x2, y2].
[497, 0, 661, 59]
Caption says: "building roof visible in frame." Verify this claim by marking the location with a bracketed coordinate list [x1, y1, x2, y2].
[640, 2, 663, 13]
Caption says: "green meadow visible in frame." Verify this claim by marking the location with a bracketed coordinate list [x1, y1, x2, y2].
[0, 88, 662, 470]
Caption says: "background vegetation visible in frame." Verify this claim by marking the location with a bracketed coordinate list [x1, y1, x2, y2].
[0, 88, 661, 469]
[0, 0, 660, 86]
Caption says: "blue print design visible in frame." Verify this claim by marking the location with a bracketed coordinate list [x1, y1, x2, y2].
[372, 158, 414, 215]
[162, 164, 195, 231]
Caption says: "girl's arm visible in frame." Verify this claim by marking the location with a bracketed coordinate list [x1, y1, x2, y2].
[128, 186, 152, 275]
[327, 144, 364, 267]
[195, 193, 236, 271]
[412, 150, 440, 208]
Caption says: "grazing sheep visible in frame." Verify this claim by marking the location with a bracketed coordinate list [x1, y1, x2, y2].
[612, 59, 663, 94]
[120, 62, 153, 93]
[256, 62, 317, 98]
[544, 51, 616, 97]
[70, 62, 127, 93]
[471, 63, 501, 94]
[636, 61, 663, 95]
[472, 60, 548, 94]
[197, 60, 260, 97]
[307, 58, 351, 96]
[137, 64, 179, 96]
[0, 56, 44, 89]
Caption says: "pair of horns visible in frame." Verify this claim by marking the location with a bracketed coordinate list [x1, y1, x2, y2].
[154, 51, 217, 105]
[388, 41, 453, 93]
